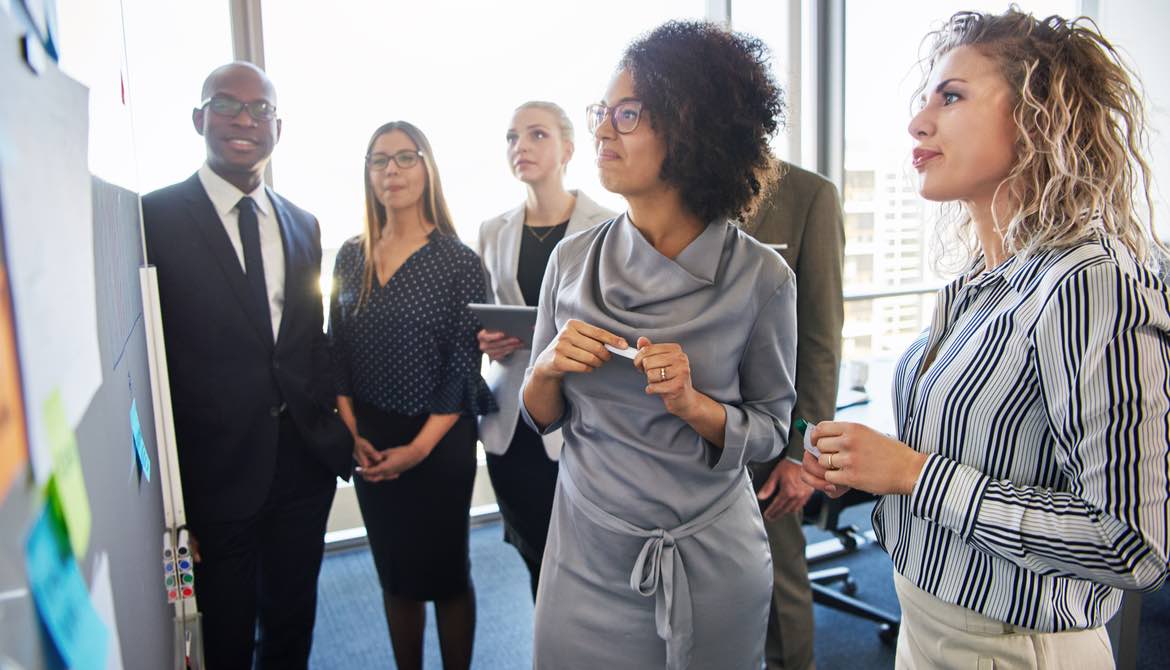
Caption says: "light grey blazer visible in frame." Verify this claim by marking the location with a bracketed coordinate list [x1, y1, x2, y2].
[476, 190, 615, 458]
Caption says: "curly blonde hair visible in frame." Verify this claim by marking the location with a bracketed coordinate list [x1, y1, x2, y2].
[918, 8, 1164, 268]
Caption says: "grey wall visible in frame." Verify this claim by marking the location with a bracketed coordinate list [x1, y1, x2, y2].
[0, 10, 172, 664]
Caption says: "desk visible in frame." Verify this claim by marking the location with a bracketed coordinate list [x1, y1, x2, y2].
[833, 358, 896, 434]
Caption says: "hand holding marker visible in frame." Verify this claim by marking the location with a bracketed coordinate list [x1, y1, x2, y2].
[604, 343, 638, 359]
[795, 418, 820, 458]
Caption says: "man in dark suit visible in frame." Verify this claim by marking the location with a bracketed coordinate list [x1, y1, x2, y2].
[142, 62, 351, 670]
[746, 162, 845, 670]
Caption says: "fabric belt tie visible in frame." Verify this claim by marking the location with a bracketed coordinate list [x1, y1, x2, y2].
[559, 467, 745, 670]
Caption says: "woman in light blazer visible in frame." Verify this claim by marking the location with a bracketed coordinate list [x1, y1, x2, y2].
[476, 100, 615, 598]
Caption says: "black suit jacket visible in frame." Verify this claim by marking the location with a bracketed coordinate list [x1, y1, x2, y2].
[143, 173, 351, 524]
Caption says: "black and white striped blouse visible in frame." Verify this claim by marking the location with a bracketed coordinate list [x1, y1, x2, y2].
[874, 233, 1170, 632]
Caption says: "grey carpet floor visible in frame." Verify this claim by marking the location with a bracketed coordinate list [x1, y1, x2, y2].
[310, 505, 1167, 669]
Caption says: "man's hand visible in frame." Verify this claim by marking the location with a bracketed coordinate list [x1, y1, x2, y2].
[757, 459, 814, 521]
[188, 532, 202, 563]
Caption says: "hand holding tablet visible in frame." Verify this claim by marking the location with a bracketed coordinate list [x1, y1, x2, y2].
[468, 303, 538, 348]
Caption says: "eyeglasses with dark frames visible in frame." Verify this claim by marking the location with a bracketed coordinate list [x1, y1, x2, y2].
[586, 100, 644, 135]
[365, 150, 425, 171]
[200, 95, 278, 121]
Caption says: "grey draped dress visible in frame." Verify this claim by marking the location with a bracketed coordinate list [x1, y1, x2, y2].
[520, 214, 798, 669]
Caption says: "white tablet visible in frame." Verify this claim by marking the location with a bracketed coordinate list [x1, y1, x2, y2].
[468, 303, 538, 348]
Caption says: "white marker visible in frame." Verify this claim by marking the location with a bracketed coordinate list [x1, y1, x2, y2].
[795, 418, 821, 458]
[605, 343, 638, 360]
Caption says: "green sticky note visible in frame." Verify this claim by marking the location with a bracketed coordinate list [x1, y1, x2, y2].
[43, 390, 91, 557]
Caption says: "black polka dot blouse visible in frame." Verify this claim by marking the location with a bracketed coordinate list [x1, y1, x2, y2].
[328, 231, 497, 417]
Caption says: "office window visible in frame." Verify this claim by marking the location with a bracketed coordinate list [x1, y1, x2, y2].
[262, 1, 705, 251]
[260, 0, 707, 527]
[731, 1, 794, 163]
[845, 212, 874, 245]
[841, 0, 1077, 365]
[844, 169, 875, 201]
[844, 254, 874, 286]
[57, 0, 234, 192]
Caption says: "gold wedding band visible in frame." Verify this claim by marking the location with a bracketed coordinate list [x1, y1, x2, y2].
[659, 367, 667, 382]
[827, 453, 834, 469]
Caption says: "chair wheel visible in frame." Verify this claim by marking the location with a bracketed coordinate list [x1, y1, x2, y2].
[878, 623, 899, 645]
[842, 578, 858, 595]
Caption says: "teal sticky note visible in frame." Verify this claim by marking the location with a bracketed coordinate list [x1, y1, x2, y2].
[129, 399, 150, 481]
[25, 505, 108, 670]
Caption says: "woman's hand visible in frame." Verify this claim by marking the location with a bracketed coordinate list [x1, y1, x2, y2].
[632, 336, 699, 418]
[803, 421, 927, 496]
[800, 448, 848, 498]
[353, 435, 382, 469]
[532, 319, 626, 380]
[357, 443, 431, 483]
[478, 328, 524, 361]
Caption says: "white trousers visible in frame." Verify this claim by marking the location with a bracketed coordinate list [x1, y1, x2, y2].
[893, 571, 1114, 670]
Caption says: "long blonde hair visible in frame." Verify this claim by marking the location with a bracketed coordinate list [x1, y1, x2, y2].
[918, 8, 1163, 269]
[358, 121, 456, 309]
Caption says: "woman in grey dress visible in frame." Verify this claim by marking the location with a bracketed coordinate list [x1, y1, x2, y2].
[520, 21, 795, 670]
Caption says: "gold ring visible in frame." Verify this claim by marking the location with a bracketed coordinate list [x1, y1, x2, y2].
[827, 453, 834, 469]
[659, 367, 667, 382]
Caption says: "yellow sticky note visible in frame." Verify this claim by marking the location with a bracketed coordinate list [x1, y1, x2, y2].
[43, 390, 91, 557]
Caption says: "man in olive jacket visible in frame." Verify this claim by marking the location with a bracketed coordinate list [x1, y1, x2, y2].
[746, 162, 845, 670]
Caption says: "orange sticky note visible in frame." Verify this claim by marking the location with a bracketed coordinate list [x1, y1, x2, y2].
[0, 261, 27, 503]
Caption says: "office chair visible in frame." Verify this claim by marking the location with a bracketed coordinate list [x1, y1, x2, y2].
[804, 489, 900, 644]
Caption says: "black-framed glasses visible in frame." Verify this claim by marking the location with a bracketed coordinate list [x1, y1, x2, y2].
[586, 100, 644, 135]
[366, 150, 425, 171]
[200, 95, 278, 121]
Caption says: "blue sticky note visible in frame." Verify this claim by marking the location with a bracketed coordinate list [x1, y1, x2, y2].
[25, 505, 108, 670]
[129, 399, 150, 481]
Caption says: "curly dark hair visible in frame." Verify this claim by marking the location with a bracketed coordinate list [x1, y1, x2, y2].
[619, 20, 784, 223]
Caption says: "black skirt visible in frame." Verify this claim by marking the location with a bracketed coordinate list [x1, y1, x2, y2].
[485, 418, 558, 563]
[352, 401, 477, 600]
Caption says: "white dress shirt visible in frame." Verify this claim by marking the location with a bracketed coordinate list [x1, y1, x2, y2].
[876, 234, 1170, 632]
[197, 163, 285, 339]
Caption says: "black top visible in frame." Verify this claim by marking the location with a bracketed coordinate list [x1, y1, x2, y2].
[517, 221, 569, 306]
[329, 231, 497, 417]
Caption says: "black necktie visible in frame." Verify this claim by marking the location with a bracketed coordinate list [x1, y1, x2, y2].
[236, 196, 270, 328]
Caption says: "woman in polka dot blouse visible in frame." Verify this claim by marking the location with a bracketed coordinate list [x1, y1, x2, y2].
[328, 120, 496, 670]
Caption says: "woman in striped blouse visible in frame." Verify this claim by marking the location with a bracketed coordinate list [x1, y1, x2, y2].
[803, 9, 1169, 668]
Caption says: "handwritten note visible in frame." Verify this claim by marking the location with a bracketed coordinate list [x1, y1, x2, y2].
[25, 505, 108, 670]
